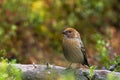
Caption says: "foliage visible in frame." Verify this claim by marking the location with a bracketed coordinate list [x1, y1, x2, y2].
[0, 50, 22, 80]
[58, 71, 75, 80]
[93, 33, 120, 71]
[107, 73, 120, 80]
[89, 66, 97, 78]
[94, 33, 110, 66]
[0, 60, 22, 80]
[0, 49, 6, 57]
[113, 56, 120, 72]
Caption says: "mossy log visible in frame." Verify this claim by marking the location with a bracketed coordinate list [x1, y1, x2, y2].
[12, 64, 120, 80]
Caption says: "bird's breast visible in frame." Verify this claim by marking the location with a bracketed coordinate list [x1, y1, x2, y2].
[62, 38, 84, 63]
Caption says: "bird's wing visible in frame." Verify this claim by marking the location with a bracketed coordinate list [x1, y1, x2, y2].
[80, 41, 90, 67]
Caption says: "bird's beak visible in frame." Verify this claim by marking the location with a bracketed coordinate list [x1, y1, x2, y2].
[62, 30, 66, 34]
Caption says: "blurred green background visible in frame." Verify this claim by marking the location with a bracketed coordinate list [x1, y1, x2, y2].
[0, 0, 120, 71]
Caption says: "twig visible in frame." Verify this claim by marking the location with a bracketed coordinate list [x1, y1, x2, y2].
[109, 62, 120, 71]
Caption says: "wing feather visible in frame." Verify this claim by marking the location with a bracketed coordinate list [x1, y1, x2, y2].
[80, 42, 90, 67]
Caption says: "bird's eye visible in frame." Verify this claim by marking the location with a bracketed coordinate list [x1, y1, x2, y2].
[68, 31, 72, 33]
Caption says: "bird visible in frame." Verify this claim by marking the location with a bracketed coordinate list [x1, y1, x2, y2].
[62, 27, 89, 68]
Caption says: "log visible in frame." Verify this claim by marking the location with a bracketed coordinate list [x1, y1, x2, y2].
[11, 64, 120, 80]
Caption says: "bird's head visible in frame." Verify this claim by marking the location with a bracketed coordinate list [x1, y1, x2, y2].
[62, 28, 80, 38]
